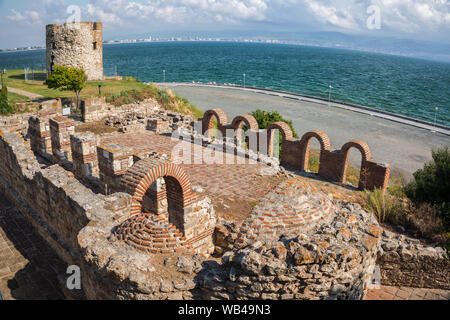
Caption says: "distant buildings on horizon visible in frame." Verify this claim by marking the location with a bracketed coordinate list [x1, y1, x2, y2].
[0, 36, 444, 63]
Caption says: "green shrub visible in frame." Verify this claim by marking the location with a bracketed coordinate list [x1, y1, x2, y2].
[405, 147, 450, 229]
[251, 109, 299, 138]
[250, 109, 299, 159]
[0, 86, 15, 115]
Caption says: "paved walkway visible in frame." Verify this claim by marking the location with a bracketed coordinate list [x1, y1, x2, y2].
[366, 285, 450, 300]
[163, 84, 450, 180]
[2, 86, 43, 100]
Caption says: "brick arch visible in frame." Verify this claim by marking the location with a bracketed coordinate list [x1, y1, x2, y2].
[230, 114, 259, 131]
[266, 122, 294, 157]
[339, 140, 372, 185]
[120, 158, 193, 218]
[299, 130, 331, 172]
[202, 109, 229, 137]
[230, 114, 259, 148]
[340, 140, 372, 162]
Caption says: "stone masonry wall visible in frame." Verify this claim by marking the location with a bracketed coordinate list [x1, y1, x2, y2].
[71, 132, 99, 181]
[50, 116, 75, 164]
[46, 22, 103, 80]
[377, 231, 450, 290]
[0, 129, 133, 265]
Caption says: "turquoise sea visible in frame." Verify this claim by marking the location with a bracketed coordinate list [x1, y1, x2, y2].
[1, 42, 449, 126]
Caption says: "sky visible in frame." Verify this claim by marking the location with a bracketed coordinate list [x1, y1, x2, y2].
[1, 0, 450, 53]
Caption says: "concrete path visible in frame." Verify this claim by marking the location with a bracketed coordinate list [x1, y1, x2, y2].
[3, 86, 43, 100]
[163, 83, 450, 180]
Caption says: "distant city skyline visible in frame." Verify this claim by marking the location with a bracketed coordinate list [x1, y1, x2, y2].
[1, 0, 450, 61]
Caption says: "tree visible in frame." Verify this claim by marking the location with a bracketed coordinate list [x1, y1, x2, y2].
[0, 85, 15, 115]
[45, 66, 87, 109]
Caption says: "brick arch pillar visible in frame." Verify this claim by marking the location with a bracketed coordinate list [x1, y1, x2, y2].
[120, 158, 193, 234]
[299, 130, 331, 172]
[266, 122, 294, 158]
[339, 140, 372, 188]
[201, 109, 229, 138]
[230, 114, 259, 149]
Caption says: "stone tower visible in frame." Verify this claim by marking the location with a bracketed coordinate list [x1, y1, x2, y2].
[46, 22, 103, 80]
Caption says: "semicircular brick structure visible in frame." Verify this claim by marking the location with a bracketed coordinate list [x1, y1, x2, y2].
[266, 121, 294, 142]
[120, 158, 193, 216]
[299, 130, 332, 171]
[235, 180, 335, 247]
[116, 158, 216, 255]
[114, 214, 188, 254]
[266, 121, 294, 157]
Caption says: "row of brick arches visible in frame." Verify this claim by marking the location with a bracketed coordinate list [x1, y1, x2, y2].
[201, 108, 390, 190]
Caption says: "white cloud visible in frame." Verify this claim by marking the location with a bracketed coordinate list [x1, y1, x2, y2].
[83, 0, 269, 25]
[8, 9, 41, 24]
[303, 0, 359, 30]
[2, 0, 450, 44]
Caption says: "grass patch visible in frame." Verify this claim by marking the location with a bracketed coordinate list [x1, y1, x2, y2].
[3, 69, 148, 100]
[7, 91, 28, 104]
[308, 150, 320, 173]
[364, 188, 406, 224]
[75, 121, 118, 135]
[3, 70, 202, 119]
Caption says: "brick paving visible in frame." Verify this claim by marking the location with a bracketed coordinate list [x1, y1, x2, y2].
[365, 285, 450, 300]
[0, 192, 66, 300]
[101, 131, 285, 219]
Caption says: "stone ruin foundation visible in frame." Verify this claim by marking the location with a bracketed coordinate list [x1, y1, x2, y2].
[0, 97, 448, 300]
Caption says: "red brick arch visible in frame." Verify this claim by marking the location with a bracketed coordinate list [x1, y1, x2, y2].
[340, 140, 372, 185]
[299, 130, 331, 171]
[266, 122, 294, 157]
[202, 109, 229, 137]
[120, 158, 193, 217]
[340, 140, 372, 162]
[231, 114, 259, 131]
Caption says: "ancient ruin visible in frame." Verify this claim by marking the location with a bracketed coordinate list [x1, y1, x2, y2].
[46, 22, 103, 80]
[0, 95, 448, 300]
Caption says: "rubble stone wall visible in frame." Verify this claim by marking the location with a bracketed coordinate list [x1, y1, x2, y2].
[46, 22, 103, 80]
[377, 232, 450, 290]
[0, 130, 96, 263]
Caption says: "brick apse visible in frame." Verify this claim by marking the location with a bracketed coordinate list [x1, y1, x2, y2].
[115, 158, 216, 255]
[201, 108, 391, 190]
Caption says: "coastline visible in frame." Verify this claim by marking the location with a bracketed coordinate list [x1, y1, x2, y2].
[161, 82, 450, 180]
[158, 82, 450, 136]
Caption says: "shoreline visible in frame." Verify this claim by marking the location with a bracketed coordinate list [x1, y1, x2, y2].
[156, 82, 450, 136]
[160, 83, 450, 180]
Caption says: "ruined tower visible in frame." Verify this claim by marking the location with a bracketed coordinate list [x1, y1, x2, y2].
[46, 22, 103, 80]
